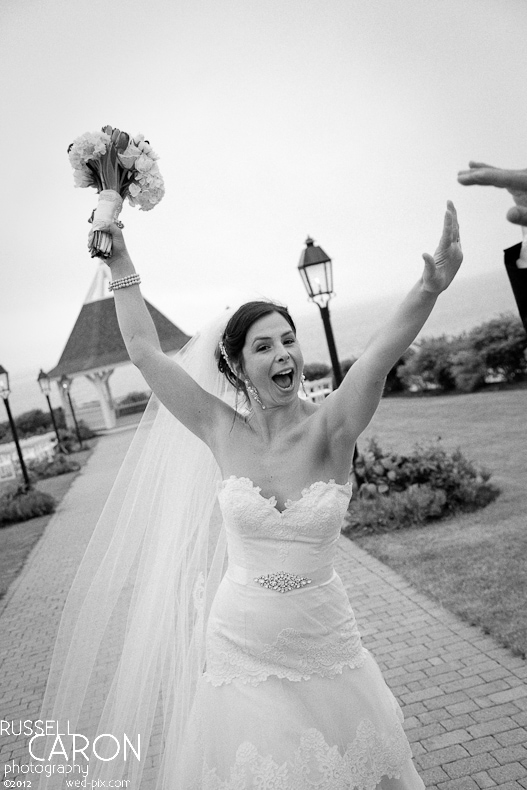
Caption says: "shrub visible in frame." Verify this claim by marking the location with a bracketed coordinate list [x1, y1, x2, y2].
[303, 362, 331, 381]
[27, 454, 80, 479]
[346, 437, 500, 534]
[119, 390, 150, 405]
[0, 485, 56, 527]
[345, 484, 447, 535]
[57, 422, 95, 452]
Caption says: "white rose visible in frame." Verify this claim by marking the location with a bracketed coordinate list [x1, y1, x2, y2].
[135, 154, 154, 173]
[118, 143, 142, 170]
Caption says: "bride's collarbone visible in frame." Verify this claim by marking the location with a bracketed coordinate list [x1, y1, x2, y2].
[217, 430, 330, 497]
[222, 413, 323, 459]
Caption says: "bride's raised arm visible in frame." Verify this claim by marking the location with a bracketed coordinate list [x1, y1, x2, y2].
[105, 225, 232, 445]
[320, 201, 463, 451]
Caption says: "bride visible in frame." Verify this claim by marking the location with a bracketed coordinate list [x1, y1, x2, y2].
[37, 202, 461, 789]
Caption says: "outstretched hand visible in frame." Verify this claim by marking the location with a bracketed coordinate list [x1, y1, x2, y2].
[421, 201, 463, 294]
[457, 161, 527, 225]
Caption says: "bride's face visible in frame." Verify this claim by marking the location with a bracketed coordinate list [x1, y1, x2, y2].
[240, 312, 304, 408]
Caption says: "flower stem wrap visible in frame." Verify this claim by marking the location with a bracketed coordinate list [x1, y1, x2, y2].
[88, 189, 123, 259]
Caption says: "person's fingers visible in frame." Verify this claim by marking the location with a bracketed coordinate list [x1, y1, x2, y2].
[467, 160, 496, 170]
[438, 207, 453, 248]
[458, 165, 527, 191]
[422, 252, 436, 268]
[495, 170, 527, 190]
[422, 253, 439, 284]
[506, 205, 527, 226]
[447, 201, 460, 241]
[457, 167, 504, 186]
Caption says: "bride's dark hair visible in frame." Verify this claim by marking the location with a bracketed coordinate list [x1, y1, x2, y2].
[216, 301, 296, 392]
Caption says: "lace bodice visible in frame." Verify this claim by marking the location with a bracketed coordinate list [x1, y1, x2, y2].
[217, 476, 352, 568]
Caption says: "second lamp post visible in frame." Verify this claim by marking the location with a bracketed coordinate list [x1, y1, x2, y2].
[59, 375, 84, 450]
[37, 370, 66, 454]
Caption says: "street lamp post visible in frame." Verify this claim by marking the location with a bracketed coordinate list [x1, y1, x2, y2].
[37, 370, 66, 454]
[59, 375, 84, 450]
[297, 237, 358, 467]
[0, 365, 32, 490]
[297, 236, 343, 387]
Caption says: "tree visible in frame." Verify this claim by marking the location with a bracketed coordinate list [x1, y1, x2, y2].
[398, 336, 459, 392]
[450, 348, 487, 392]
[385, 350, 414, 394]
[0, 408, 66, 444]
[467, 313, 527, 383]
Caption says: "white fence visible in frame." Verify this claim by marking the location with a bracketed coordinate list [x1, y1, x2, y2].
[0, 432, 56, 481]
[302, 376, 333, 403]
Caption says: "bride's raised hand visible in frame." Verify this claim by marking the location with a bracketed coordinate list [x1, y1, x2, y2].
[421, 201, 463, 294]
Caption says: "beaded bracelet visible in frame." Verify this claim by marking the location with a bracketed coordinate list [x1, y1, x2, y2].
[108, 274, 141, 291]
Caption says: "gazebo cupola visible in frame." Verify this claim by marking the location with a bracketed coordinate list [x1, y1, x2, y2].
[46, 262, 190, 429]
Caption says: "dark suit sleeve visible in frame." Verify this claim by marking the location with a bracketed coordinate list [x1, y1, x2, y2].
[504, 243, 527, 332]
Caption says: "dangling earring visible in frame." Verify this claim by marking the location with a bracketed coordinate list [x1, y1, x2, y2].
[301, 374, 308, 397]
[244, 378, 266, 409]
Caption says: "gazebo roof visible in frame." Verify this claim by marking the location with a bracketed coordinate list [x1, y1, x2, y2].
[47, 266, 191, 379]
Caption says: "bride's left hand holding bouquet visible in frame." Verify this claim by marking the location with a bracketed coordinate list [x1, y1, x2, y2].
[68, 125, 165, 259]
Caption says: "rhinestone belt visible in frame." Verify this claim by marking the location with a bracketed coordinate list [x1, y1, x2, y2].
[254, 571, 312, 593]
[226, 562, 335, 591]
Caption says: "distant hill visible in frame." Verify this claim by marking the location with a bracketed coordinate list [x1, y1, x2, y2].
[294, 267, 521, 363]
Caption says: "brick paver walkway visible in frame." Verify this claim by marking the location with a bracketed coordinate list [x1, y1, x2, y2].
[337, 541, 527, 789]
[1, 429, 526, 787]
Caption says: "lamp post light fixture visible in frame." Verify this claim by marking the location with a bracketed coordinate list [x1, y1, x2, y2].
[298, 236, 343, 388]
[0, 364, 32, 490]
[37, 369, 66, 454]
[59, 375, 84, 450]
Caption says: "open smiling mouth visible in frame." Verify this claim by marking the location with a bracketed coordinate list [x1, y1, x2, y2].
[272, 369, 295, 390]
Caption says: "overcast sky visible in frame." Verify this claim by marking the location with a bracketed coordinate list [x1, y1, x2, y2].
[2, 0, 527, 393]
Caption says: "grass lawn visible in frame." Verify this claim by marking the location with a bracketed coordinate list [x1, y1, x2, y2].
[0, 443, 95, 600]
[351, 387, 527, 657]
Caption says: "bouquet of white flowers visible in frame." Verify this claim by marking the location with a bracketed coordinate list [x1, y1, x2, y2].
[68, 125, 165, 259]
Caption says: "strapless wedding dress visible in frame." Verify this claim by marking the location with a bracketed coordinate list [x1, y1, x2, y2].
[176, 476, 425, 790]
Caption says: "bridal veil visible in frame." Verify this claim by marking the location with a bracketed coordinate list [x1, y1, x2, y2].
[36, 310, 235, 789]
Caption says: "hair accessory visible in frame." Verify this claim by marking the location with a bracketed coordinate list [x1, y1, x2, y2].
[244, 378, 266, 409]
[218, 340, 238, 378]
[108, 274, 141, 291]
